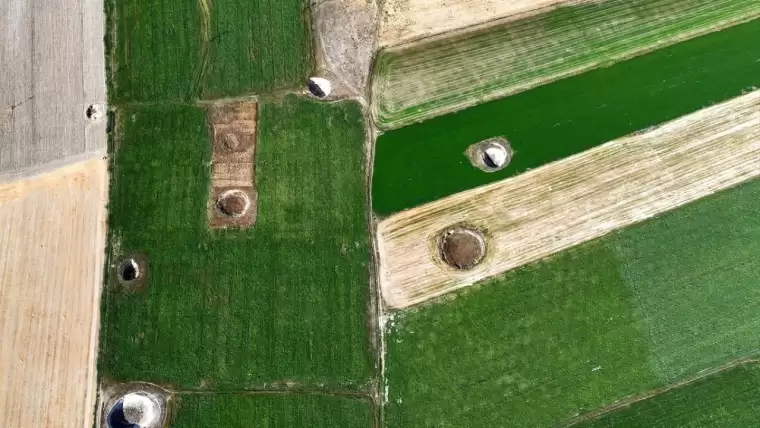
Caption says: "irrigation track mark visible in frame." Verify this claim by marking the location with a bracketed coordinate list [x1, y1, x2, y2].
[193, 0, 212, 97]
[562, 357, 760, 427]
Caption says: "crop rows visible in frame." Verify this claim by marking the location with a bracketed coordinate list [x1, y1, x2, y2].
[100, 96, 373, 390]
[372, 0, 760, 129]
[385, 176, 760, 427]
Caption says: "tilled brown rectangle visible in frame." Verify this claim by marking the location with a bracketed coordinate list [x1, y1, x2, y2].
[207, 102, 258, 228]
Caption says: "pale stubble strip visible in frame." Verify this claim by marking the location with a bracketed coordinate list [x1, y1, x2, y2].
[0, 157, 107, 428]
[377, 90, 760, 309]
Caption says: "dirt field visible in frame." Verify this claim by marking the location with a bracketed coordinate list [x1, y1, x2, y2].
[313, 0, 378, 96]
[376, 90, 760, 309]
[207, 102, 257, 228]
[0, 157, 108, 427]
[0, 0, 106, 173]
[378, 0, 577, 47]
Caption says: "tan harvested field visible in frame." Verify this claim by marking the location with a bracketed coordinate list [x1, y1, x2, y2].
[0, 157, 108, 427]
[378, 0, 577, 47]
[376, 90, 760, 309]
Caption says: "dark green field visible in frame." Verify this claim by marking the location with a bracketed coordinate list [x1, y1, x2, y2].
[385, 177, 760, 428]
[171, 393, 373, 427]
[371, 18, 760, 215]
[105, 0, 311, 103]
[100, 95, 373, 390]
[574, 363, 760, 427]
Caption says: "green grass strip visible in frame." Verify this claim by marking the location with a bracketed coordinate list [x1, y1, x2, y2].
[573, 363, 760, 427]
[172, 393, 373, 427]
[373, 0, 760, 128]
[100, 96, 373, 389]
[385, 177, 760, 428]
[372, 18, 760, 215]
[107, 0, 312, 103]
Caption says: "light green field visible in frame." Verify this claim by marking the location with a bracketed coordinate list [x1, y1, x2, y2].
[372, 0, 760, 129]
[100, 96, 373, 390]
[171, 393, 373, 428]
[573, 363, 760, 427]
[385, 177, 760, 428]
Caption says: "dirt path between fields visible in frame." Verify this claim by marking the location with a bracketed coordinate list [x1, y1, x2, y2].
[376, 89, 760, 309]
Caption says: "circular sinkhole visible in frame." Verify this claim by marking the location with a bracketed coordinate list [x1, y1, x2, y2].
[114, 254, 149, 291]
[466, 137, 512, 172]
[307, 77, 332, 98]
[107, 392, 163, 428]
[216, 189, 251, 218]
[118, 258, 140, 283]
[86, 104, 104, 121]
[438, 226, 487, 270]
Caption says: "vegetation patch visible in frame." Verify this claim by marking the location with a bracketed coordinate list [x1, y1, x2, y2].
[385, 177, 760, 428]
[572, 363, 760, 428]
[106, 0, 312, 103]
[171, 393, 373, 428]
[372, 18, 760, 215]
[372, 0, 760, 128]
[100, 96, 372, 389]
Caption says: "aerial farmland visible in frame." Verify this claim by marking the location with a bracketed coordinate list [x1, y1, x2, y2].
[1, 0, 760, 426]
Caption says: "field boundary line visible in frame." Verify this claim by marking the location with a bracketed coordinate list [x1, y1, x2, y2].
[562, 358, 760, 427]
[376, 89, 760, 309]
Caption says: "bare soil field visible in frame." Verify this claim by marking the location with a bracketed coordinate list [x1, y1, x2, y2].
[0, 157, 108, 427]
[0, 0, 106, 173]
[313, 0, 378, 96]
[376, 90, 760, 309]
[206, 102, 258, 228]
[378, 0, 578, 47]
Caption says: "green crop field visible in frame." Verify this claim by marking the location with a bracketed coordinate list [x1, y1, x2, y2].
[384, 177, 760, 428]
[171, 393, 373, 427]
[100, 95, 373, 390]
[574, 363, 760, 427]
[371, 18, 760, 215]
[105, 0, 312, 103]
[371, 0, 760, 128]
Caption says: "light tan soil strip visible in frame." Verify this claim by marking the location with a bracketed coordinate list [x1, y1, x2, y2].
[0, 156, 107, 428]
[206, 102, 258, 228]
[378, 0, 579, 47]
[377, 90, 760, 309]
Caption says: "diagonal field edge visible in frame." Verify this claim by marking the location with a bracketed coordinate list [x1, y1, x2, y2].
[377, 90, 760, 309]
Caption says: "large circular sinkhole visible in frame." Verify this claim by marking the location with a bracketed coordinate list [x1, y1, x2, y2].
[114, 254, 149, 291]
[438, 226, 487, 270]
[466, 137, 512, 172]
[118, 259, 140, 282]
[216, 189, 251, 218]
[107, 392, 163, 428]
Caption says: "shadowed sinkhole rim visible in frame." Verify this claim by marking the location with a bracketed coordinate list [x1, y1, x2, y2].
[437, 226, 487, 270]
[107, 391, 165, 428]
[216, 189, 251, 217]
[467, 137, 512, 172]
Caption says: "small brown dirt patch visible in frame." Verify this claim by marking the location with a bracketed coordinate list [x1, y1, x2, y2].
[206, 102, 257, 228]
[438, 227, 486, 270]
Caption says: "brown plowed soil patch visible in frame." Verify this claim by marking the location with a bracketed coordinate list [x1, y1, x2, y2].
[206, 102, 257, 228]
